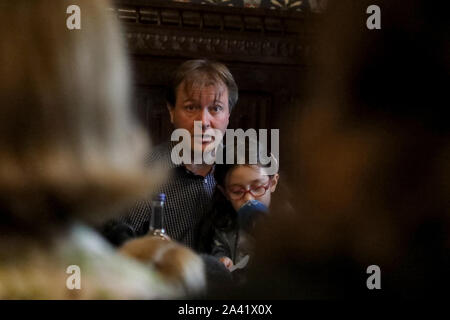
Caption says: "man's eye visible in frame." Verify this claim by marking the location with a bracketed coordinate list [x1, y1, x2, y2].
[184, 105, 197, 111]
[210, 105, 223, 113]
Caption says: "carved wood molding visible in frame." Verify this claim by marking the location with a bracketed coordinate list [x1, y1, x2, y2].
[113, 0, 316, 65]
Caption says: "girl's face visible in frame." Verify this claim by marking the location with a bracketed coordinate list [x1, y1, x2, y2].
[222, 165, 279, 212]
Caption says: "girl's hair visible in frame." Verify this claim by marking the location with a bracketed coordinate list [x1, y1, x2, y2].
[0, 0, 164, 240]
[214, 141, 277, 189]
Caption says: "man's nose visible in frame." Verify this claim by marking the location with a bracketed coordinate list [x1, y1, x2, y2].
[197, 108, 211, 130]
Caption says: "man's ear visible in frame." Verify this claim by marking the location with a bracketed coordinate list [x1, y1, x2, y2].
[167, 103, 174, 124]
[270, 173, 279, 192]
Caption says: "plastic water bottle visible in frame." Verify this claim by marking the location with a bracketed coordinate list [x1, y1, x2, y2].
[149, 193, 166, 237]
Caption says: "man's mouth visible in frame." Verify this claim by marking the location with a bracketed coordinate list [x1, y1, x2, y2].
[194, 134, 214, 144]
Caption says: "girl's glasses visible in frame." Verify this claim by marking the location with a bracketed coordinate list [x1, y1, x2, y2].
[226, 178, 272, 200]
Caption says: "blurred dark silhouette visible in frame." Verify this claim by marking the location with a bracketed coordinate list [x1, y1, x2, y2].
[238, 0, 450, 298]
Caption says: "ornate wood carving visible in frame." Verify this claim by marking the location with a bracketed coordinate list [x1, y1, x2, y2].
[113, 0, 315, 65]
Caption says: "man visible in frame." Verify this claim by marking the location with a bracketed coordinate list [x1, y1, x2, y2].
[115, 59, 238, 250]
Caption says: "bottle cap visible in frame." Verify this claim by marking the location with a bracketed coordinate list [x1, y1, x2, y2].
[154, 193, 166, 202]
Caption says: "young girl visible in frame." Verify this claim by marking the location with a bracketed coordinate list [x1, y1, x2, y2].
[198, 144, 279, 271]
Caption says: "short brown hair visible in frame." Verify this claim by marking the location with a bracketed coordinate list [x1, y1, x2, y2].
[165, 59, 238, 112]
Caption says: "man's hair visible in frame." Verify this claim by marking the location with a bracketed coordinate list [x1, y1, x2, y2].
[165, 59, 238, 112]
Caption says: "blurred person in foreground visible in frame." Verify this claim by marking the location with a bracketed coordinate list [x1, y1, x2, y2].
[238, 0, 449, 298]
[0, 0, 204, 299]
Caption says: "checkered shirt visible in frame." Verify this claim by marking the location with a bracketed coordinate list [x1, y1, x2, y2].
[119, 141, 216, 249]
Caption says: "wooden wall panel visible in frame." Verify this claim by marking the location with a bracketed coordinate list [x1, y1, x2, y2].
[113, 0, 315, 170]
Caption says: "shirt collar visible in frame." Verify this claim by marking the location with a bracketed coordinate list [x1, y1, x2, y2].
[167, 140, 223, 173]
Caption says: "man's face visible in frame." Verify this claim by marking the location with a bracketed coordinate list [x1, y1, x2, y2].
[168, 81, 230, 153]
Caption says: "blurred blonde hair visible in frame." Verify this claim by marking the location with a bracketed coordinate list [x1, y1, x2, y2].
[0, 0, 163, 238]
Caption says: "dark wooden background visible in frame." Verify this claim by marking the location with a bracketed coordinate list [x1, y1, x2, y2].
[112, 0, 317, 170]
